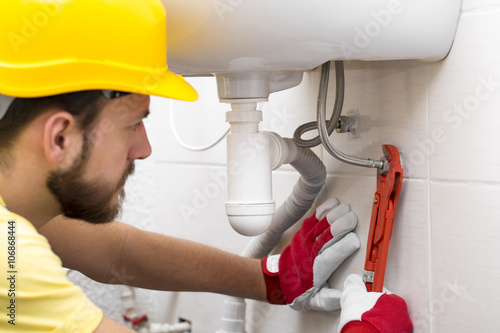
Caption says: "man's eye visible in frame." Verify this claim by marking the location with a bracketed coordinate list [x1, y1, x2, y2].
[131, 121, 143, 131]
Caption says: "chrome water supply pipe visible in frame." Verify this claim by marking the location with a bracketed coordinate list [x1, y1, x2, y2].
[293, 61, 385, 170]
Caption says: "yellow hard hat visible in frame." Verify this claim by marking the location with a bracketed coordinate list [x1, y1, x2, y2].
[0, 0, 198, 101]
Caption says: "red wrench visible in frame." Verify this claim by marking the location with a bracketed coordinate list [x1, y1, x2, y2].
[363, 145, 403, 292]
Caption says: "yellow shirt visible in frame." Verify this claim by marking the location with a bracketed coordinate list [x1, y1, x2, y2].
[0, 195, 103, 332]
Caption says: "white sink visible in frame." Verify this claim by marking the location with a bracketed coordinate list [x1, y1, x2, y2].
[163, 0, 461, 76]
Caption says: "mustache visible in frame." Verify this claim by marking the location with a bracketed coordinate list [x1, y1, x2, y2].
[117, 162, 135, 190]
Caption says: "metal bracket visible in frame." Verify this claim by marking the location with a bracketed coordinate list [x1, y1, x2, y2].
[362, 270, 374, 284]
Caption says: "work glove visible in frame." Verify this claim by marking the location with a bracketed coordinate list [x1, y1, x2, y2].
[338, 274, 413, 332]
[261, 198, 360, 311]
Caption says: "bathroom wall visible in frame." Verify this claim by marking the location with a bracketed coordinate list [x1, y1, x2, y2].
[70, 1, 500, 332]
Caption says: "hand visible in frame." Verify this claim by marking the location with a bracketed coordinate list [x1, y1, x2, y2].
[261, 198, 360, 311]
[338, 274, 413, 333]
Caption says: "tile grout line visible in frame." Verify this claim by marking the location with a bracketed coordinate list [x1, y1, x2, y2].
[425, 62, 435, 333]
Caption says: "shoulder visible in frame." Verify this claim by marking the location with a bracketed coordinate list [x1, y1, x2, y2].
[0, 209, 104, 332]
[1, 208, 64, 267]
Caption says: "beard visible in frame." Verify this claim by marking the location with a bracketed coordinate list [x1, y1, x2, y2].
[46, 136, 135, 224]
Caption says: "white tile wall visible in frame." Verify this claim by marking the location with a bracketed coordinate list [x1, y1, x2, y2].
[430, 181, 500, 333]
[429, 9, 500, 183]
[75, 2, 500, 332]
[150, 77, 229, 166]
[322, 60, 429, 180]
[461, 0, 500, 13]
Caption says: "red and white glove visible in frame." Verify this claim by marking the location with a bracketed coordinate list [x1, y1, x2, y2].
[339, 274, 413, 333]
[261, 198, 360, 311]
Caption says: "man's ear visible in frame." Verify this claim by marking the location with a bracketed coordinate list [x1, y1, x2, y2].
[43, 111, 83, 166]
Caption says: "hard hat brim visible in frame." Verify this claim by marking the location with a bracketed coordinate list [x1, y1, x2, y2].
[0, 60, 198, 101]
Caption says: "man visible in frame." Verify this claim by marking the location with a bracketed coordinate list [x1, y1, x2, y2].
[0, 0, 411, 332]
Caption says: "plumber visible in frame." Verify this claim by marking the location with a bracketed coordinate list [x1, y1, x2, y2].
[0, 0, 411, 332]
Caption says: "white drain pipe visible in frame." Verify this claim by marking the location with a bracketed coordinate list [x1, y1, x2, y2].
[217, 134, 327, 333]
[224, 100, 275, 236]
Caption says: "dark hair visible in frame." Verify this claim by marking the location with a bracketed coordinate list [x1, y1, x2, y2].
[0, 90, 106, 167]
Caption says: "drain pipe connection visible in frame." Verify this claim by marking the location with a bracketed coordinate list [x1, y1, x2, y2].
[217, 134, 326, 333]
[224, 100, 275, 236]
[242, 134, 326, 258]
